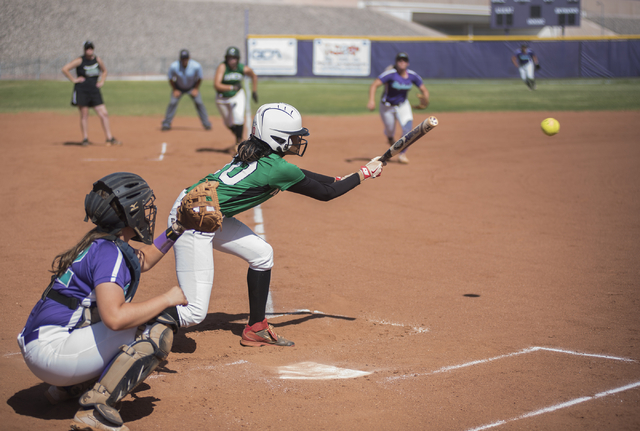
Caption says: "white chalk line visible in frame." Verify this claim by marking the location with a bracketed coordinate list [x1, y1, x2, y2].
[466, 381, 640, 431]
[3, 352, 22, 358]
[147, 360, 250, 379]
[369, 318, 429, 334]
[156, 142, 167, 161]
[386, 346, 636, 382]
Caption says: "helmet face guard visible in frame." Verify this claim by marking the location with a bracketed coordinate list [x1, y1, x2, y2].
[251, 103, 310, 156]
[277, 133, 308, 157]
[85, 172, 157, 244]
[132, 194, 157, 244]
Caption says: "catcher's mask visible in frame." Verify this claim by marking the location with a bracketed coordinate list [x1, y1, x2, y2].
[251, 103, 309, 157]
[84, 172, 157, 244]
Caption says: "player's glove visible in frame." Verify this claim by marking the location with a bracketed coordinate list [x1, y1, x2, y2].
[358, 157, 384, 182]
[535, 63, 541, 70]
[252, 91, 258, 103]
[177, 180, 223, 232]
[412, 94, 429, 110]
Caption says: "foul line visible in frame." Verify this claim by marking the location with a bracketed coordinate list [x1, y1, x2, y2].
[467, 380, 640, 431]
[387, 346, 635, 382]
[156, 142, 167, 161]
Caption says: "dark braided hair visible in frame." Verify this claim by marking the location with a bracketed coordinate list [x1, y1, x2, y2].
[235, 136, 274, 163]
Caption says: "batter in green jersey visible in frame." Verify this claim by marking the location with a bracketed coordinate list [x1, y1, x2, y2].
[168, 103, 385, 347]
[214, 46, 259, 152]
[190, 153, 305, 217]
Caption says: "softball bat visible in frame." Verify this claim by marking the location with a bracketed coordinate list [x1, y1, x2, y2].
[379, 116, 439, 163]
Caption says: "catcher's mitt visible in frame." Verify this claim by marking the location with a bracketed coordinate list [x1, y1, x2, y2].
[535, 63, 541, 70]
[177, 180, 223, 232]
[412, 94, 429, 110]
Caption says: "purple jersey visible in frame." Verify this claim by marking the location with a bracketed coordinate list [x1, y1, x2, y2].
[514, 48, 535, 66]
[21, 239, 132, 338]
[378, 68, 423, 106]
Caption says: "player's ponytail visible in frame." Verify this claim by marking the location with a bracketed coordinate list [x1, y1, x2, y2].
[235, 135, 273, 163]
[50, 228, 114, 277]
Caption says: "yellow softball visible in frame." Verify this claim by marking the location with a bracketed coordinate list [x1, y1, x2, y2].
[541, 118, 560, 136]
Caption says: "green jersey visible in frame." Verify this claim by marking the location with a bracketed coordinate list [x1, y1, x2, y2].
[219, 62, 245, 98]
[189, 153, 305, 217]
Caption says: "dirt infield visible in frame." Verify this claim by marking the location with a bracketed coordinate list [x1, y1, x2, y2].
[1, 111, 639, 431]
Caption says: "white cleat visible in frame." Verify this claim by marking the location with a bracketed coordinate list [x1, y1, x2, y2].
[70, 408, 130, 431]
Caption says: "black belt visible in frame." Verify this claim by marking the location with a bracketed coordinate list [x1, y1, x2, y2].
[42, 279, 79, 310]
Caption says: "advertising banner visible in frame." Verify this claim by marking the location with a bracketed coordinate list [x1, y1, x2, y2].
[247, 38, 297, 76]
[312, 39, 371, 76]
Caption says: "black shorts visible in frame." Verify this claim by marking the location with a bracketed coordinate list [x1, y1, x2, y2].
[71, 84, 104, 107]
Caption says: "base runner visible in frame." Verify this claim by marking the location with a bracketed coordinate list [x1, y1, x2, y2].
[214, 46, 259, 154]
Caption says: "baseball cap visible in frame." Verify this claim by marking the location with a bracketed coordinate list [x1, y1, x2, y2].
[225, 46, 240, 58]
[180, 49, 190, 59]
[84, 41, 94, 50]
[396, 52, 409, 62]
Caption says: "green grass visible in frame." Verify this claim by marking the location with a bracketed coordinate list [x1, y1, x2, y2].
[1, 78, 639, 116]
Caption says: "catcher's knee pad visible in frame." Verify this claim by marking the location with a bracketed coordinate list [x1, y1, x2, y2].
[78, 320, 175, 425]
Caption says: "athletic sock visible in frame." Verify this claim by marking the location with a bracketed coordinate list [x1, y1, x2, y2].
[247, 268, 271, 326]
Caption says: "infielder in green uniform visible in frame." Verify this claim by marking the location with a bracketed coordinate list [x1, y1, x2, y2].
[166, 103, 384, 347]
[214, 46, 258, 154]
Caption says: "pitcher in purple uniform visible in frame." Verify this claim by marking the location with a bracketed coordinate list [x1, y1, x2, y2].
[367, 52, 430, 164]
[17, 172, 188, 431]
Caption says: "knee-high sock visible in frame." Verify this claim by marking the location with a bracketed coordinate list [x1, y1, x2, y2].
[247, 268, 271, 326]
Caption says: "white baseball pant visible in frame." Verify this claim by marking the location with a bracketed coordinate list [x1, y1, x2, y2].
[17, 323, 137, 387]
[518, 61, 535, 82]
[379, 99, 414, 140]
[168, 190, 274, 328]
[215, 88, 246, 128]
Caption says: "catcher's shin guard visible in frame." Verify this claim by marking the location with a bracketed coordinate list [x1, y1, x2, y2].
[78, 313, 178, 426]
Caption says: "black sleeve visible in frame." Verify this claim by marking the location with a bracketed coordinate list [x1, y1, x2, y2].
[300, 169, 336, 184]
[287, 170, 360, 201]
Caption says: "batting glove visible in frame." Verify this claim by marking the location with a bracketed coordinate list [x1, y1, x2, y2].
[359, 157, 384, 181]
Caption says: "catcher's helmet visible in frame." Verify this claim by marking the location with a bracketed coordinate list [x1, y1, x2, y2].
[225, 46, 240, 59]
[251, 103, 309, 156]
[84, 172, 157, 244]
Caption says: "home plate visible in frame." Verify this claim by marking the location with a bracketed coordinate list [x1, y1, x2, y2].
[278, 362, 372, 380]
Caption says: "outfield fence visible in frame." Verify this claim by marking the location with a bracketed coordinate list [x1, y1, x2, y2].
[2, 36, 639, 80]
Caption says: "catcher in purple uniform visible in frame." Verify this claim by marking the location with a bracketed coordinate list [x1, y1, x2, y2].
[367, 52, 430, 164]
[17, 172, 189, 431]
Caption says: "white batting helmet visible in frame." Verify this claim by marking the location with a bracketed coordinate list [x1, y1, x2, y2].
[251, 103, 309, 156]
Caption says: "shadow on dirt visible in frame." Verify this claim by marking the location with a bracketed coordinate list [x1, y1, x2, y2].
[6, 381, 159, 423]
[172, 310, 356, 353]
